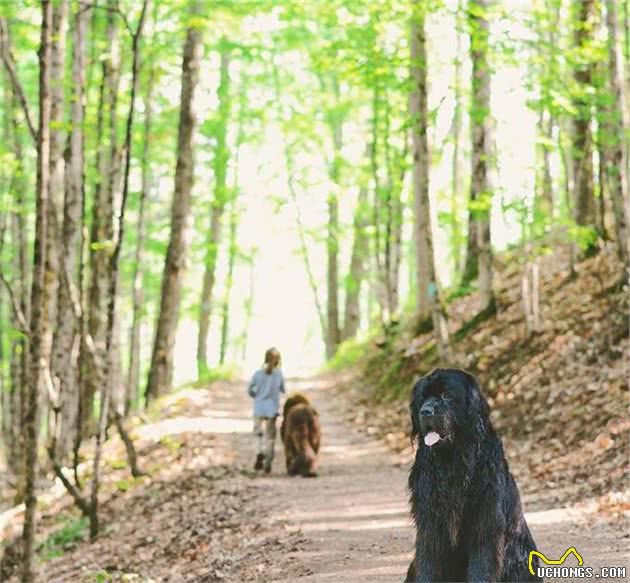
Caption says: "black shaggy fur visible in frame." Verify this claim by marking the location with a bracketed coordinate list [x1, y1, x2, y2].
[405, 368, 542, 582]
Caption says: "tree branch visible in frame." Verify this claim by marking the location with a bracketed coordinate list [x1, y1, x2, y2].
[0, 17, 37, 143]
[0, 271, 29, 335]
[47, 446, 91, 516]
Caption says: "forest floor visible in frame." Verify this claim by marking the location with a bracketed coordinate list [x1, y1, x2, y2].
[2, 374, 628, 582]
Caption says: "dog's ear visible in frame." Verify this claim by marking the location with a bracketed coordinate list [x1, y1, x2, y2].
[463, 371, 490, 421]
[409, 377, 425, 444]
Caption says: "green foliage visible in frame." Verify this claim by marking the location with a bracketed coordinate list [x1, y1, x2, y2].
[568, 223, 599, 251]
[325, 336, 369, 371]
[38, 516, 88, 561]
[194, 363, 238, 385]
[374, 358, 407, 402]
[446, 282, 476, 302]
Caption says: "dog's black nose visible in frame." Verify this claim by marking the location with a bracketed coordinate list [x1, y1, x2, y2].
[420, 402, 434, 417]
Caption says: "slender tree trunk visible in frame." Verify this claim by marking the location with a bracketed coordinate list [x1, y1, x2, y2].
[197, 45, 231, 378]
[51, 0, 90, 462]
[326, 191, 340, 359]
[219, 199, 238, 366]
[90, 0, 149, 537]
[535, 105, 554, 224]
[342, 183, 368, 341]
[6, 93, 29, 488]
[605, 0, 630, 265]
[127, 69, 154, 412]
[410, 5, 432, 323]
[468, 0, 495, 312]
[533, 6, 555, 226]
[461, 199, 479, 286]
[239, 254, 256, 363]
[460, 0, 487, 288]
[22, 2, 52, 579]
[370, 86, 385, 321]
[146, 2, 203, 401]
[84, 1, 120, 432]
[45, 0, 68, 372]
[451, 0, 464, 276]
[595, 103, 608, 238]
[410, 1, 451, 357]
[571, 0, 596, 231]
[324, 75, 343, 359]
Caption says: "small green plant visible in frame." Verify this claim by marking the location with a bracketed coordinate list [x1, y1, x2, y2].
[91, 570, 114, 583]
[39, 516, 88, 561]
[159, 435, 182, 455]
[108, 458, 127, 470]
[115, 478, 132, 492]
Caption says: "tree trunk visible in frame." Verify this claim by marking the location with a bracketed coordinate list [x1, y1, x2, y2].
[410, 1, 451, 357]
[324, 75, 343, 359]
[604, 0, 630, 265]
[370, 86, 385, 322]
[219, 199, 238, 366]
[91, 0, 149, 537]
[6, 93, 29, 487]
[127, 69, 154, 412]
[45, 0, 68, 370]
[451, 0, 464, 276]
[461, 198, 479, 285]
[146, 2, 203, 402]
[22, 1, 52, 579]
[239, 253, 256, 362]
[326, 192, 340, 359]
[468, 0, 495, 312]
[83, 1, 120, 432]
[595, 102, 608, 239]
[571, 0, 596, 231]
[50, 0, 89, 463]
[342, 183, 368, 341]
[197, 45, 231, 378]
[535, 106, 554, 224]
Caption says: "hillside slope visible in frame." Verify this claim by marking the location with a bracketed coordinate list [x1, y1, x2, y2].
[343, 243, 629, 510]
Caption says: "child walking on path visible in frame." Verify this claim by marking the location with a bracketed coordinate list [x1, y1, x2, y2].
[247, 347, 285, 473]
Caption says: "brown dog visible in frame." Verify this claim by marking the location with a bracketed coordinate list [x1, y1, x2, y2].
[280, 393, 321, 477]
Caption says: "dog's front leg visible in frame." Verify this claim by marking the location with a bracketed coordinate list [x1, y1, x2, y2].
[467, 535, 504, 582]
[413, 540, 438, 582]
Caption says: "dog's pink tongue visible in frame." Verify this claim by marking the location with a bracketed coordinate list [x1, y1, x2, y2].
[424, 431, 441, 447]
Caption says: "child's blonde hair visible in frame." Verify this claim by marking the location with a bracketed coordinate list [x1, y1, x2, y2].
[264, 347, 281, 373]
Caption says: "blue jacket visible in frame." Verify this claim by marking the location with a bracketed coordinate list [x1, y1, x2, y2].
[247, 368, 285, 417]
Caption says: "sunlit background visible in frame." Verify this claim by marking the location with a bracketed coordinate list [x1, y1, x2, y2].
[136, 2, 542, 384]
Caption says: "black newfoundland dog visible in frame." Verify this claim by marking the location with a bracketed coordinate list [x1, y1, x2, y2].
[405, 368, 542, 582]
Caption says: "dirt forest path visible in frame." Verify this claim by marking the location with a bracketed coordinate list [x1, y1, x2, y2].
[208, 376, 629, 583]
[5, 374, 627, 582]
